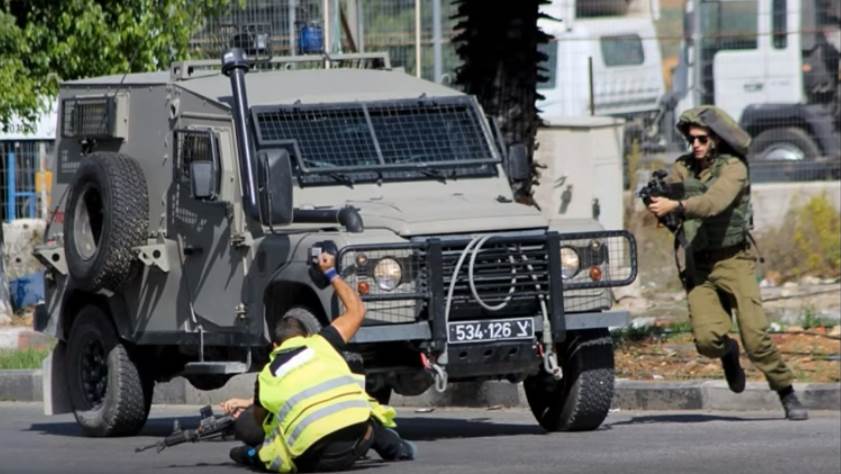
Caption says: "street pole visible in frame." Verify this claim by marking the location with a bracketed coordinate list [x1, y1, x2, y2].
[415, 0, 422, 78]
[432, 0, 442, 83]
[691, 0, 703, 107]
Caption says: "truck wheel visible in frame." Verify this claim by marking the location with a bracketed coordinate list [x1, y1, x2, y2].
[368, 385, 392, 405]
[523, 329, 614, 431]
[749, 128, 821, 162]
[66, 305, 151, 437]
[282, 307, 322, 335]
[64, 152, 148, 292]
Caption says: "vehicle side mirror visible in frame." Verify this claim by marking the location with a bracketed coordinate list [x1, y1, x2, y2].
[507, 143, 531, 182]
[258, 149, 294, 226]
[190, 161, 217, 200]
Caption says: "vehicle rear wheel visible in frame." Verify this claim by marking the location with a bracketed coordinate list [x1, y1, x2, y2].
[64, 152, 148, 292]
[523, 329, 614, 431]
[749, 127, 821, 162]
[66, 305, 151, 436]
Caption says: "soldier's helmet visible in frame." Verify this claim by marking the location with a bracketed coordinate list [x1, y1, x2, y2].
[676, 106, 752, 157]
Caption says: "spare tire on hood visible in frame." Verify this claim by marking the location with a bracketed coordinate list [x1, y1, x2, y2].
[64, 152, 148, 292]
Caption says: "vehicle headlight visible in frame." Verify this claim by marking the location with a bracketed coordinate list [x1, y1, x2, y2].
[560, 247, 580, 279]
[373, 258, 402, 291]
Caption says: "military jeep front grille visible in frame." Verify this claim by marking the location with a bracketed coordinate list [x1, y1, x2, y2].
[437, 240, 550, 321]
[338, 231, 637, 325]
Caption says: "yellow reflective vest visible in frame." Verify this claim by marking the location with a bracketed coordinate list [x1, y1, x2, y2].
[257, 334, 372, 472]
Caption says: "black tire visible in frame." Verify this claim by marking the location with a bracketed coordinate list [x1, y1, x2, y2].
[749, 127, 821, 162]
[66, 305, 151, 437]
[64, 152, 148, 292]
[281, 307, 323, 335]
[368, 384, 392, 405]
[523, 329, 614, 431]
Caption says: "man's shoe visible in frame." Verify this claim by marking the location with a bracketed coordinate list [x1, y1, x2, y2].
[778, 387, 809, 421]
[721, 338, 746, 393]
[230, 445, 260, 466]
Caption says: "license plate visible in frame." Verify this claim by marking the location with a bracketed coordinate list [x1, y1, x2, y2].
[447, 318, 535, 344]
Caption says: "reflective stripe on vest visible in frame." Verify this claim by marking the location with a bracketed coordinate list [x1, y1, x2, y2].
[272, 347, 315, 378]
[286, 399, 371, 447]
[277, 375, 359, 421]
[258, 335, 371, 456]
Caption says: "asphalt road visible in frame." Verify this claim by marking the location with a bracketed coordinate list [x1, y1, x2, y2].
[1, 402, 839, 474]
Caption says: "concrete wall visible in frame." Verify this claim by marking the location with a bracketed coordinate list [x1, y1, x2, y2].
[751, 181, 841, 233]
[533, 118, 626, 231]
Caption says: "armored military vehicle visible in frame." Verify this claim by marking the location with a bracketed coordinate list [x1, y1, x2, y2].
[34, 49, 637, 436]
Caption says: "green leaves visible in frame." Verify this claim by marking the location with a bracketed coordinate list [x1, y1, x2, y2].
[1, 0, 231, 132]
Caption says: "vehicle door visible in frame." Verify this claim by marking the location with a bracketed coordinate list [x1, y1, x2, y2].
[709, 0, 765, 121]
[170, 126, 247, 329]
[763, 0, 803, 104]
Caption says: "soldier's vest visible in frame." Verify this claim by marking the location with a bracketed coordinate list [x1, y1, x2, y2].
[257, 335, 371, 472]
[679, 154, 752, 251]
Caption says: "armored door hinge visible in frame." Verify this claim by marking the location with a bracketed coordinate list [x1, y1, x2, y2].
[235, 303, 247, 321]
[134, 238, 176, 273]
[231, 232, 253, 249]
[33, 244, 68, 275]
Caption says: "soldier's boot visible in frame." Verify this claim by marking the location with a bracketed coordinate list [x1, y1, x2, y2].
[778, 386, 809, 421]
[720, 337, 746, 393]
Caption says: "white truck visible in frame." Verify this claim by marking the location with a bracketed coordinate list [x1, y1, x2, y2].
[666, 0, 840, 162]
[537, 0, 666, 146]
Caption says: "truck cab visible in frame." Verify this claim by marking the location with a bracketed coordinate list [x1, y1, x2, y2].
[35, 50, 637, 437]
[537, 0, 666, 146]
[668, 0, 840, 162]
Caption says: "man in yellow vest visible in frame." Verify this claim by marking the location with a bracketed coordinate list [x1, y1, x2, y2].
[647, 106, 808, 421]
[221, 247, 416, 471]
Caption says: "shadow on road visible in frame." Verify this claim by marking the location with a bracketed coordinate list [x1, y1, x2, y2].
[395, 416, 544, 441]
[608, 413, 777, 426]
[28, 415, 206, 438]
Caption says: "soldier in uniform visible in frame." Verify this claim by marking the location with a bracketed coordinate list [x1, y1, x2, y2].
[647, 106, 808, 421]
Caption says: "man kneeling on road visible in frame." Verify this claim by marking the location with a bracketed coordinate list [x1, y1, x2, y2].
[221, 248, 415, 472]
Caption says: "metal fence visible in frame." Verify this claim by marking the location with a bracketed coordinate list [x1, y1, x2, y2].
[0, 141, 51, 222]
[190, 0, 461, 81]
[190, 0, 839, 183]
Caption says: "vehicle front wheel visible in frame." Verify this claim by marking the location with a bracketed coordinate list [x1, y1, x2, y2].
[749, 127, 821, 162]
[523, 329, 614, 431]
[66, 305, 152, 437]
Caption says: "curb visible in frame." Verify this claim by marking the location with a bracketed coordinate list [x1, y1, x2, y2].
[2, 369, 839, 412]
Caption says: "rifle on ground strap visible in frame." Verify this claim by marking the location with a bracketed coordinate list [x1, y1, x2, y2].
[136, 405, 235, 453]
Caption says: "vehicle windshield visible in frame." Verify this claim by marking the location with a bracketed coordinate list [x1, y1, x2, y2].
[250, 96, 499, 185]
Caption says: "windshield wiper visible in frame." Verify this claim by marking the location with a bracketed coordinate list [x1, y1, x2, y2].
[300, 158, 355, 187]
[324, 172, 354, 188]
[416, 167, 449, 182]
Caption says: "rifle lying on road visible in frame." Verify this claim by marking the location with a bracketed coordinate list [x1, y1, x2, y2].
[136, 405, 235, 453]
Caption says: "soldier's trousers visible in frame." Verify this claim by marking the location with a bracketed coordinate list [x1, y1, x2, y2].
[686, 248, 794, 391]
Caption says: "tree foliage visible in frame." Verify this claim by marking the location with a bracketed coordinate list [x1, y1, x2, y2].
[0, 0, 231, 131]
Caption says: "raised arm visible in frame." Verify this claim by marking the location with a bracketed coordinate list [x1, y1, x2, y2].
[319, 252, 366, 343]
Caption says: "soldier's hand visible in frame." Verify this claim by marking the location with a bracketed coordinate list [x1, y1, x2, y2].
[318, 252, 336, 272]
[648, 196, 680, 217]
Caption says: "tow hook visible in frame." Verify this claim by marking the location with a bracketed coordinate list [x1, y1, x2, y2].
[537, 343, 563, 380]
[420, 352, 449, 393]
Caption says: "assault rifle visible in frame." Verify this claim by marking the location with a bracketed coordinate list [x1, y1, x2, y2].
[637, 169, 682, 233]
[136, 405, 235, 453]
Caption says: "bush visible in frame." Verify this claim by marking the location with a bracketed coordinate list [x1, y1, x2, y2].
[758, 193, 841, 281]
[0, 347, 51, 370]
